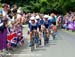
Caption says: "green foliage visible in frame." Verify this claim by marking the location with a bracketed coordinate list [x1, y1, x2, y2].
[40, 7, 46, 13]
[1, 0, 75, 14]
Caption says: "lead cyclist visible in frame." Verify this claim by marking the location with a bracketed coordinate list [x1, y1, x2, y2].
[28, 16, 39, 47]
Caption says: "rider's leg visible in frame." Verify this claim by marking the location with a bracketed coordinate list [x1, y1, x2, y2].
[38, 31, 42, 45]
[29, 31, 35, 47]
[30, 32, 33, 42]
[37, 27, 42, 40]
[46, 29, 49, 38]
[40, 25, 45, 46]
[46, 29, 49, 43]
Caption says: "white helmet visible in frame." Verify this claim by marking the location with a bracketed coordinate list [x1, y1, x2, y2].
[30, 16, 35, 20]
[35, 15, 40, 20]
[44, 15, 49, 18]
[17, 7, 22, 13]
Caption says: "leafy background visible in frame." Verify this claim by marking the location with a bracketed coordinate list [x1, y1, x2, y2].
[1, 0, 75, 14]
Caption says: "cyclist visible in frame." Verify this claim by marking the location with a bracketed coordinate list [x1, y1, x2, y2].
[35, 15, 42, 45]
[42, 15, 51, 43]
[48, 13, 57, 25]
[28, 16, 39, 46]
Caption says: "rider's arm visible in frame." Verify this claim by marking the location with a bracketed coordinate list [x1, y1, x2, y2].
[29, 24, 33, 32]
[36, 22, 39, 32]
[28, 22, 31, 32]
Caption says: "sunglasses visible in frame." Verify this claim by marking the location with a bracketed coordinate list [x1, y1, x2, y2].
[31, 20, 35, 21]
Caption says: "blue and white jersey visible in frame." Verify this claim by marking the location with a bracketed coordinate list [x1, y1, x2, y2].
[28, 20, 38, 32]
[28, 20, 38, 27]
[37, 19, 41, 26]
[39, 19, 44, 25]
[43, 19, 51, 29]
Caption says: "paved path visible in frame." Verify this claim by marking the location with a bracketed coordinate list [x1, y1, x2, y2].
[10, 25, 75, 57]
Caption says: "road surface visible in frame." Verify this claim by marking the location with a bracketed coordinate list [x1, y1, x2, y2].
[7, 25, 75, 57]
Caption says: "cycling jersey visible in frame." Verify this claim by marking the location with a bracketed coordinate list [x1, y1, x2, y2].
[43, 19, 51, 29]
[48, 16, 57, 25]
[28, 20, 38, 32]
[40, 19, 44, 25]
[36, 19, 41, 30]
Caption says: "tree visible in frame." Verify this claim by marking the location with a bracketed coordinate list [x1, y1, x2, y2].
[1, 0, 75, 14]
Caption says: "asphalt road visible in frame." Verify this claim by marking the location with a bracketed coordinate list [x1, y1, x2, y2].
[8, 25, 75, 57]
